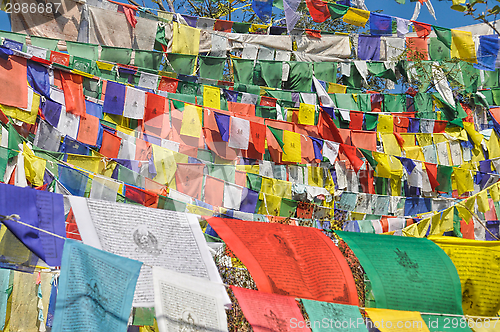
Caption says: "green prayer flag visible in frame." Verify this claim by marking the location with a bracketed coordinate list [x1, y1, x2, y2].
[342, 63, 362, 88]
[66, 41, 99, 60]
[259, 60, 283, 89]
[326, 3, 349, 20]
[436, 165, 453, 192]
[414, 93, 434, 119]
[334, 94, 359, 111]
[429, 37, 451, 61]
[167, 53, 196, 76]
[364, 113, 378, 131]
[0, 31, 26, 44]
[432, 26, 452, 49]
[158, 195, 187, 212]
[273, 0, 284, 10]
[359, 148, 378, 169]
[267, 126, 285, 150]
[256, 106, 277, 119]
[492, 88, 500, 106]
[170, 98, 186, 111]
[246, 173, 262, 191]
[357, 93, 371, 112]
[232, 22, 251, 33]
[483, 70, 499, 89]
[460, 61, 479, 93]
[266, 90, 293, 102]
[0, 147, 9, 181]
[280, 198, 297, 217]
[383, 94, 405, 113]
[313, 62, 337, 83]
[83, 78, 102, 99]
[118, 165, 145, 188]
[30, 36, 58, 51]
[199, 55, 226, 80]
[285, 62, 313, 92]
[71, 56, 94, 75]
[154, 24, 168, 51]
[367, 62, 397, 82]
[335, 231, 464, 314]
[232, 58, 254, 85]
[133, 307, 155, 326]
[208, 164, 235, 183]
[177, 81, 199, 96]
[8, 124, 23, 159]
[100, 46, 132, 65]
[302, 299, 368, 332]
[134, 50, 163, 70]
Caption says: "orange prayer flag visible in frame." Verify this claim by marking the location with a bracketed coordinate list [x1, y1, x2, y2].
[228, 101, 256, 117]
[175, 163, 205, 200]
[135, 138, 152, 161]
[0, 56, 28, 109]
[204, 176, 224, 207]
[207, 217, 359, 304]
[76, 114, 99, 146]
[351, 130, 376, 151]
[406, 37, 429, 61]
[144, 92, 166, 128]
[50, 51, 70, 67]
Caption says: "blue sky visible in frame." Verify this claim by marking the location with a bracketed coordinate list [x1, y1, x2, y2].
[0, 0, 484, 33]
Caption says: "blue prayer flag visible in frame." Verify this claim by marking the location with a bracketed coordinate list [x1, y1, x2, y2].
[252, 0, 273, 23]
[214, 111, 230, 142]
[475, 35, 499, 71]
[103, 81, 126, 115]
[370, 13, 393, 36]
[52, 239, 142, 332]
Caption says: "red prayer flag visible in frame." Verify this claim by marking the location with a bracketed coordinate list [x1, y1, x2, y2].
[65, 208, 82, 241]
[412, 21, 432, 37]
[340, 144, 364, 173]
[135, 137, 152, 161]
[76, 114, 99, 146]
[305, 0, 331, 23]
[0, 56, 28, 109]
[125, 184, 158, 208]
[305, 29, 322, 38]
[260, 96, 277, 107]
[61, 72, 86, 118]
[231, 286, 311, 332]
[175, 163, 205, 200]
[99, 130, 122, 159]
[123, 6, 137, 28]
[433, 120, 447, 133]
[213, 19, 233, 32]
[424, 162, 440, 191]
[406, 37, 429, 61]
[144, 92, 166, 128]
[235, 170, 247, 187]
[317, 108, 343, 144]
[349, 111, 363, 130]
[158, 76, 179, 92]
[460, 218, 475, 239]
[207, 217, 359, 304]
[50, 51, 70, 67]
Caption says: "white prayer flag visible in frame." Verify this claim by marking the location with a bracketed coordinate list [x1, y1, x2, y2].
[228, 116, 250, 150]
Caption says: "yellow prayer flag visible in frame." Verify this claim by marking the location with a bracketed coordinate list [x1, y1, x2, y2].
[203, 85, 221, 110]
[152, 145, 177, 185]
[249, 24, 269, 32]
[180, 104, 202, 138]
[67, 154, 102, 174]
[373, 152, 392, 178]
[404, 146, 425, 162]
[390, 174, 401, 196]
[1, 89, 40, 125]
[286, 109, 295, 122]
[451, 29, 477, 63]
[377, 114, 393, 133]
[456, 196, 475, 224]
[490, 183, 500, 202]
[282, 130, 301, 163]
[445, 126, 468, 141]
[463, 122, 484, 146]
[328, 83, 347, 93]
[186, 204, 213, 216]
[342, 7, 370, 27]
[381, 133, 401, 156]
[440, 207, 455, 233]
[236, 164, 259, 174]
[433, 133, 448, 144]
[431, 236, 500, 316]
[477, 190, 490, 213]
[364, 308, 430, 332]
[260, 177, 274, 195]
[308, 166, 323, 187]
[429, 213, 443, 236]
[487, 130, 500, 159]
[257, 192, 281, 216]
[454, 167, 474, 195]
[96, 61, 114, 71]
[399, 133, 416, 147]
[416, 133, 433, 147]
[22, 142, 45, 187]
[452, 0, 466, 5]
[172, 22, 200, 55]
[298, 103, 315, 125]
